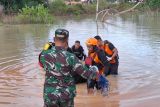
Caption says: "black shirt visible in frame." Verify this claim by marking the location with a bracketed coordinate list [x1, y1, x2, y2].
[104, 40, 115, 51]
[72, 45, 86, 60]
[92, 46, 110, 73]
[67, 47, 73, 53]
[105, 42, 119, 62]
[108, 42, 115, 51]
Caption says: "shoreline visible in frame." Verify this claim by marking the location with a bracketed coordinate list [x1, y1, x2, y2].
[0, 2, 159, 24]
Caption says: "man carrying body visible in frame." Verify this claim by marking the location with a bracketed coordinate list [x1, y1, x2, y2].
[85, 38, 110, 95]
[39, 29, 99, 107]
[94, 35, 119, 75]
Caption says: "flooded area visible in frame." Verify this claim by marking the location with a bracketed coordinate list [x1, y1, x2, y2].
[0, 13, 160, 107]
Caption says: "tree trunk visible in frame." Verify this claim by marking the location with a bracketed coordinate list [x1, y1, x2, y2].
[45, 0, 49, 7]
[0, 5, 4, 19]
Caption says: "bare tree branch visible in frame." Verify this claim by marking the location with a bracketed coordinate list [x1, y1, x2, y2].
[95, 1, 143, 34]
[115, 2, 142, 16]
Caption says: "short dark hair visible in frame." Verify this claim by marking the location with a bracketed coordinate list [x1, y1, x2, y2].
[94, 35, 102, 40]
[104, 40, 110, 44]
[75, 40, 80, 44]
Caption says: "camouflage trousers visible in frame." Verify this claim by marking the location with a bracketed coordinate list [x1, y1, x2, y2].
[44, 98, 74, 107]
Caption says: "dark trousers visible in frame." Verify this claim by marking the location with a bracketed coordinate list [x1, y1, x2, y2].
[110, 62, 119, 75]
[87, 79, 101, 90]
[104, 62, 119, 76]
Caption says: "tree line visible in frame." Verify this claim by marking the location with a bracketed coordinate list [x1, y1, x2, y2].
[0, 0, 46, 13]
[0, 0, 159, 14]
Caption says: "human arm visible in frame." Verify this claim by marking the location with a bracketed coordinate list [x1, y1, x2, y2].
[97, 50, 109, 66]
[108, 43, 118, 60]
[81, 46, 86, 60]
[111, 48, 118, 60]
[71, 55, 98, 80]
[97, 50, 110, 74]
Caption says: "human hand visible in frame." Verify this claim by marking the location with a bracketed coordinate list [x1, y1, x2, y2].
[89, 66, 99, 80]
[90, 66, 99, 73]
[106, 56, 112, 61]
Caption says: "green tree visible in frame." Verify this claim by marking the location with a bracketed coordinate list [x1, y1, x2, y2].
[146, 0, 160, 9]
[17, 4, 54, 23]
[0, 0, 45, 13]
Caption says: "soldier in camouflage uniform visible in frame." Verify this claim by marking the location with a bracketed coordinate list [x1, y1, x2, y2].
[39, 29, 98, 107]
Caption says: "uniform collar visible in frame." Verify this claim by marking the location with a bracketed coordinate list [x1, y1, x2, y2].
[55, 46, 66, 50]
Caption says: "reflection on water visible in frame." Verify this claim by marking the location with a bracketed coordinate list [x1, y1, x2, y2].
[0, 13, 160, 107]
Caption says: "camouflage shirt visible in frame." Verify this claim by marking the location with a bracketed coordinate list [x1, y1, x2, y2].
[39, 46, 97, 105]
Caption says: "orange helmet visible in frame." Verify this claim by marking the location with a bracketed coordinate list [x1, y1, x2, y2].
[86, 38, 98, 46]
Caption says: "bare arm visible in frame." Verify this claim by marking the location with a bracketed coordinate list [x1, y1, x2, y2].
[72, 56, 97, 80]
[111, 48, 118, 60]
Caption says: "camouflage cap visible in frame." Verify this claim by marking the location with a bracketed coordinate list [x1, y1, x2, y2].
[55, 29, 69, 39]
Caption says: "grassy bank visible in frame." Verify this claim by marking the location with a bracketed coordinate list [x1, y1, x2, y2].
[1, 5, 54, 24]
[0, 0, 159, 24]
[17, 5, 54, 24]
[48, 0, 160, 15]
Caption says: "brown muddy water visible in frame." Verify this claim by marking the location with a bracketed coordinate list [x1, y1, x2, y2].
[0, 13, 160, 107]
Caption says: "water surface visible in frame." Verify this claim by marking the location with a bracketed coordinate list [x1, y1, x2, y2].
[0, 13, 160, 107]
